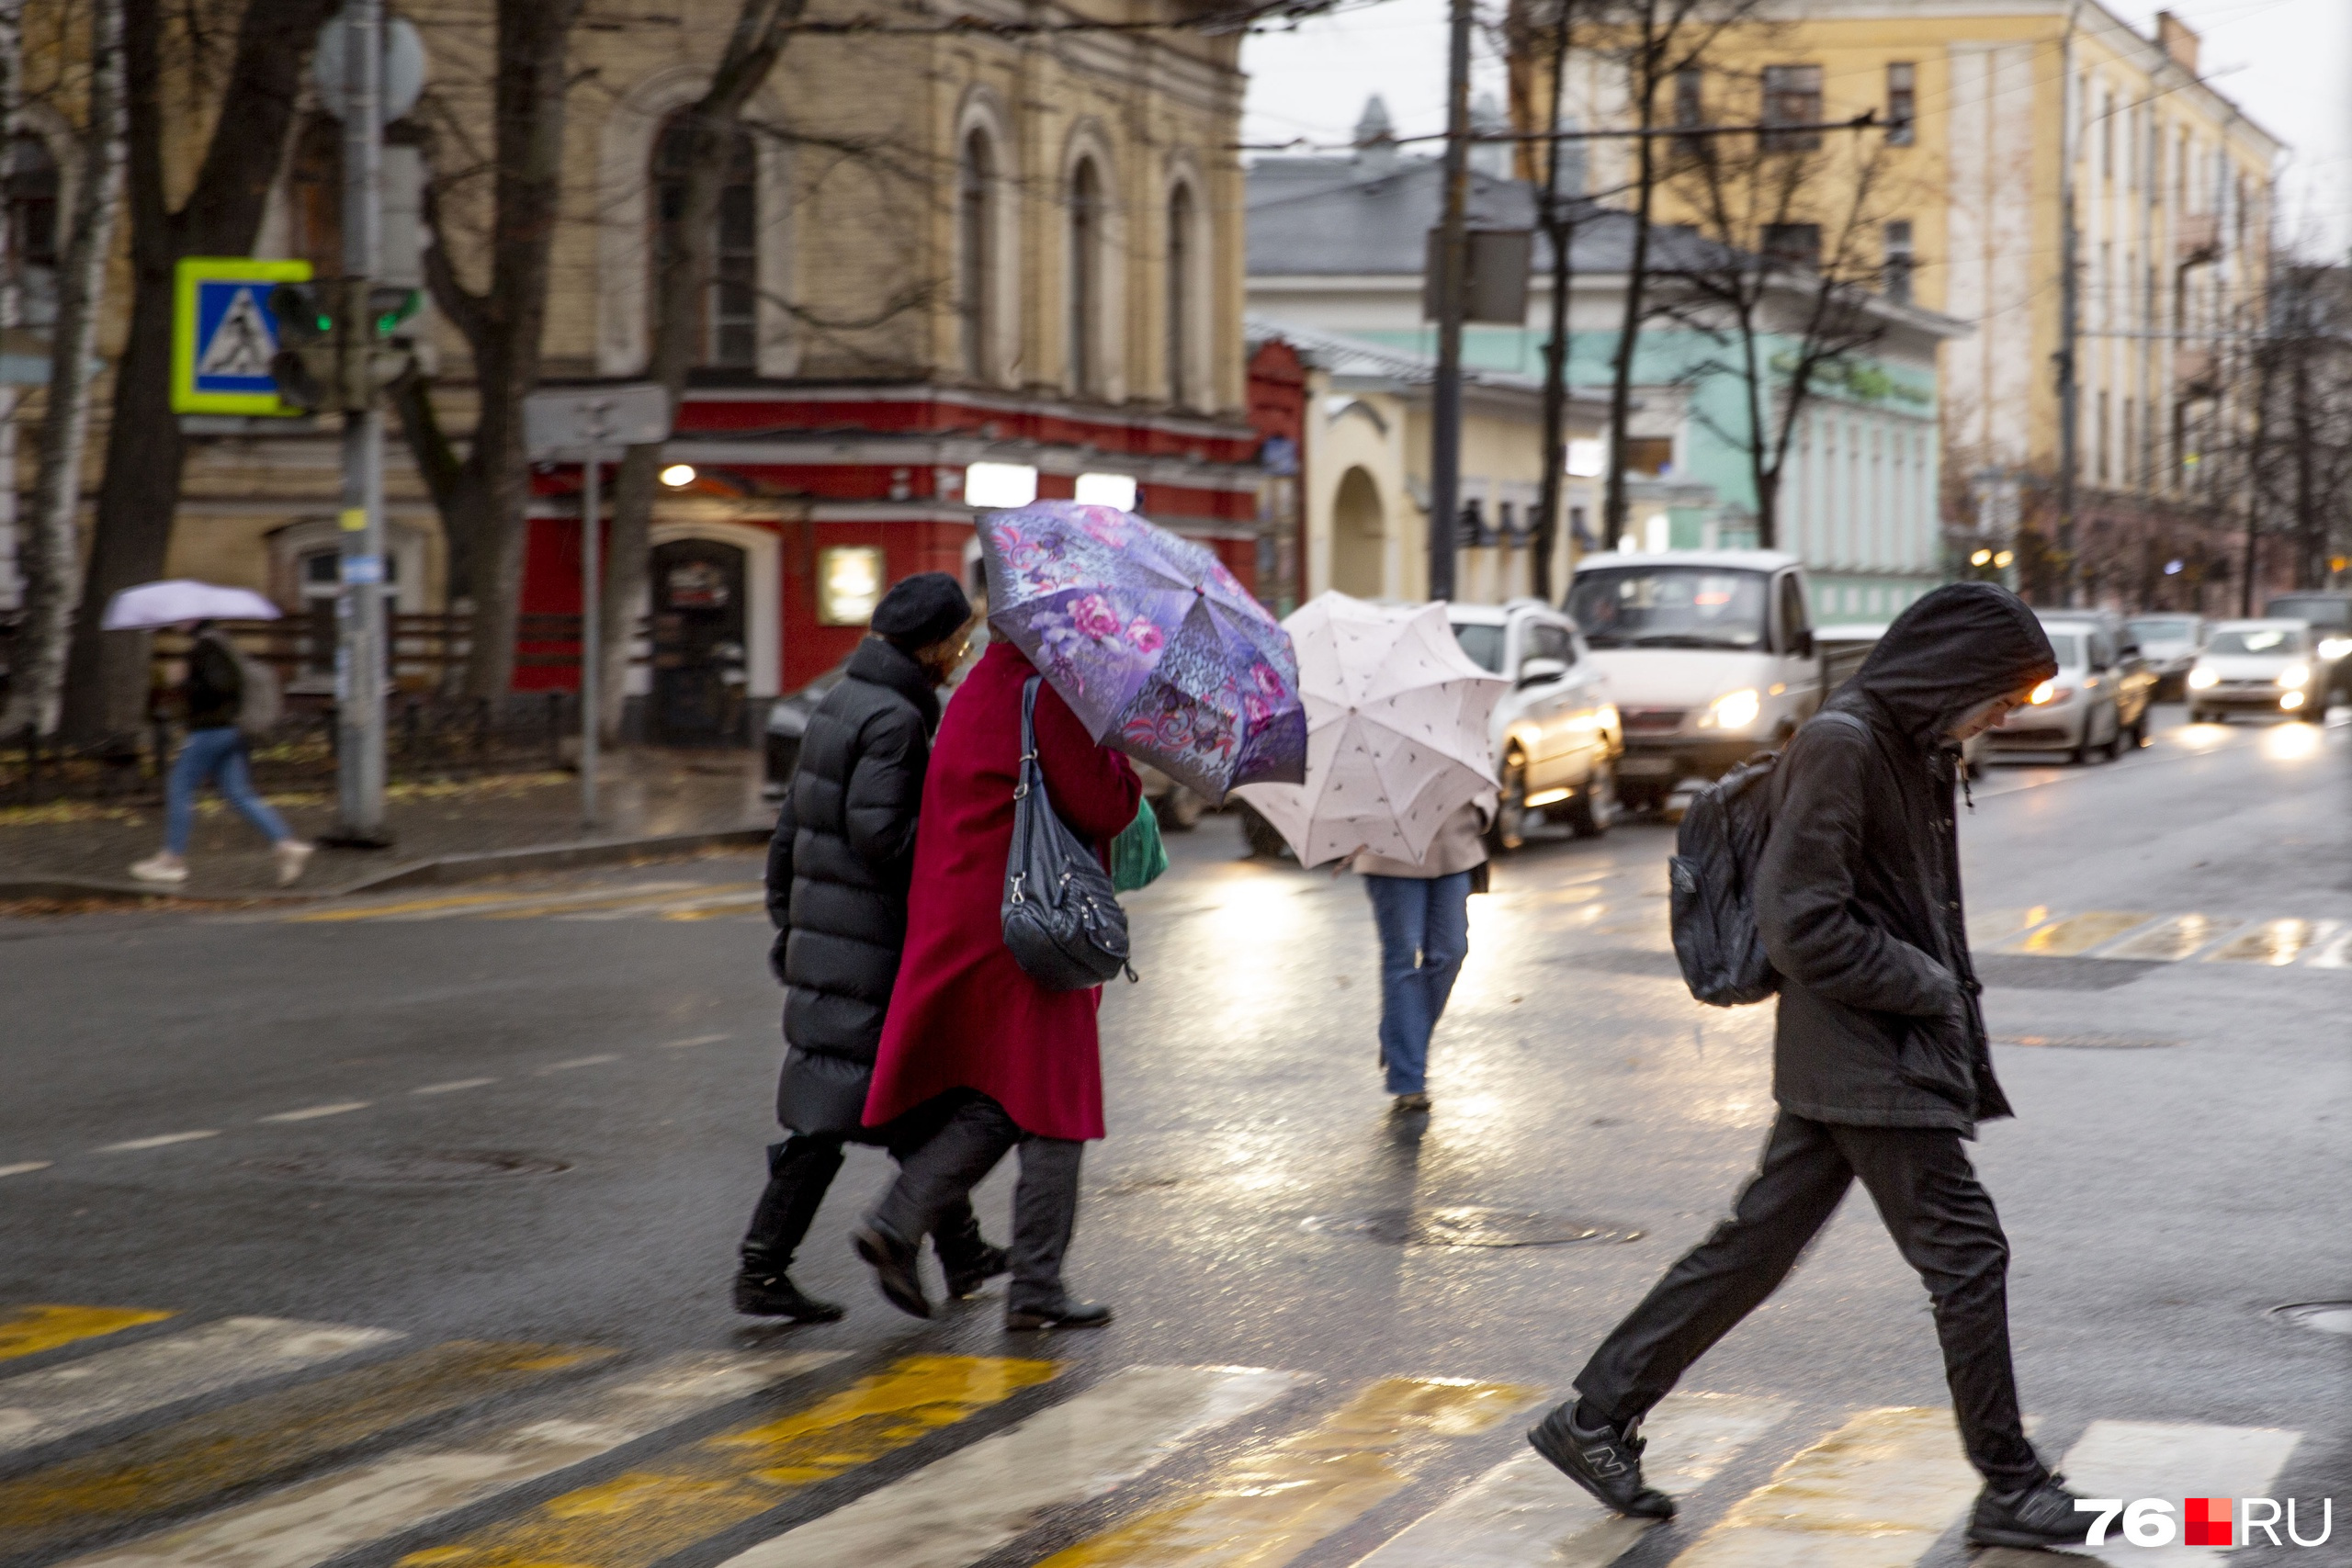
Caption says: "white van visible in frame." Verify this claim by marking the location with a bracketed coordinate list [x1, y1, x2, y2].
[1565, 549, 1823, 813]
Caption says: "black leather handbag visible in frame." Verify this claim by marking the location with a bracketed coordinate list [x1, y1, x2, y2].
[1001, 676, 1135, 990]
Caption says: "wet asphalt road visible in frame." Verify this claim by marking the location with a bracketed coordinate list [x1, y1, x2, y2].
[0, 702, 2346, 1567]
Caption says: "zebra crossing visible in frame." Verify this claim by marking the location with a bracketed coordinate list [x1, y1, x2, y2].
[1969, 906, 2351, 969]
[0, 1303, 2313, 1568]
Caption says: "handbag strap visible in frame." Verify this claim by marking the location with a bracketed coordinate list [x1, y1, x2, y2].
[1014, 675, 1043, 803]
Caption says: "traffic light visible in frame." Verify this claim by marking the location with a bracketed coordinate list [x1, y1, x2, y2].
[266, 279, 416, 414]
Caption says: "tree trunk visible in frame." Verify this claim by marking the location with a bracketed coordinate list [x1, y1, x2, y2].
[59, 0, 338, 744]
[2, 0, 125, 738]
[597, 0, 802, 743]
[1529, 0, 1575, 603]
[1601, 9, 1659, 549]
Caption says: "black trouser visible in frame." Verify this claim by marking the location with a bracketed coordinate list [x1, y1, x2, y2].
[1575, 1111, 2042, 1489]
[869, 1095, 1083, 1314]
[742, 1132, 987, 1271]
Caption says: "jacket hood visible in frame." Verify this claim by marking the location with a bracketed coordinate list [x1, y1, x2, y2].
[846, 636, 942, 731]
[1848, 584, 2057, 746]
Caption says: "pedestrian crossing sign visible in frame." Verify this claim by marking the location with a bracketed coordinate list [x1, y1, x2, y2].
[171, 256, 313, 415]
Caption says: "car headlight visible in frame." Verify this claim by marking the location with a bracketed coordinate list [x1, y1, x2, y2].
[2277, 663, 2311, 688]
[1701, 688, 1760, 729]
[2186, 668, 2220, 690]
[2028, 679, 2071, 705]
[2319, 637, 2352, 661]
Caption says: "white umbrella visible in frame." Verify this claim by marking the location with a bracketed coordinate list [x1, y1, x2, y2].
[1234, 592, 1505, 868]
[101, 581, 282, 630]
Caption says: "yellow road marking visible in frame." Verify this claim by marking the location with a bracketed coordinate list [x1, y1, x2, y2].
[2006, 911, 2154, 956]
[478, 883, 762, 920]
[2102, 913, 2243, 961]
[285, 891, 573, 923]
[398, 1354, 1057, 1568]
[1669, 1406, 1981, 1568]
[1966, 906, 2052, 946]
[2207, 918, 2342, 965]
[0, 1339, 613, 1559]
[0, 1305, 172, 1363]
[1035, 1375, 1537, 1568]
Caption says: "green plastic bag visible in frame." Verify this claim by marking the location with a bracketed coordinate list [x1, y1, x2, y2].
[1111, 797, 1170, 892]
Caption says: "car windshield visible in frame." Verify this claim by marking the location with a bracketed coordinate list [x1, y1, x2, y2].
[2042, 633, 2085, 669]
[1566, 567, 1770, 649]
[2128, 617, 2197, 642]
[1451, 622, 1506, 673]
[2267, 597, 2350, 632]
[2208, 627, 2304, 656]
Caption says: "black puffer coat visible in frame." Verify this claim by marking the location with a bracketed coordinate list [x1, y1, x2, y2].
[1755, 584, 2057, 1136]
[767, 637, 941, 1137]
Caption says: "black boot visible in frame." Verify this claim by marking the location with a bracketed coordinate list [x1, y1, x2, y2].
[1005, 1298, 1114, 1331]
[852, 1222, 933, 1319]
[933, 1206, 1011, 1301]
[1526, 1400, 1675, 1518]
[732, 1243, 845, 1323]
[1966, 1472, 2096, 1550]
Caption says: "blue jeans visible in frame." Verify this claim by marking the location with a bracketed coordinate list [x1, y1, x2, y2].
[1364, 871, 1473, 1094]
[166, 727, 291, 854]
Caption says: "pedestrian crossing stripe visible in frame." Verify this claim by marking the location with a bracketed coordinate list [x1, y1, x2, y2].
[0, 1306, 2328, 1568]
[397, 1354, 1057, 1568]
[1976, 908, 2351, 967]
[0, 1303, 173, 1362]
[1032, 1375, 1538, 1567]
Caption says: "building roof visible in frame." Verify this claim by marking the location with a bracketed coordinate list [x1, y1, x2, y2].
[1241, 314, 1614, 422]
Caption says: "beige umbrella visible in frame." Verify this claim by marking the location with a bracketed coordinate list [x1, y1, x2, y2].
[1234, 592, 1504, 868]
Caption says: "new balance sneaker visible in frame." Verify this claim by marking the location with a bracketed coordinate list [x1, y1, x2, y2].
[1526, 1401, 1676, 1518]
[1966, 1472, 2098, 1551]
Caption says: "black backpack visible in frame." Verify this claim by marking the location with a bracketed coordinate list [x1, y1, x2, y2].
[1668, 710, 1865, 1007]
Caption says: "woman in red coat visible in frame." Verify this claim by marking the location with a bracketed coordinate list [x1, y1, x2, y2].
[855, 636, 1141, 1329]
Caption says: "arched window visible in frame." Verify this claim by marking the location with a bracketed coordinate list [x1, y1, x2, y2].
[1165, 183, 1193, 407]
[959, 130, 995, 379]
[1068, 158, 1102, 396]
[287, 117, 344, 277]
[653, 112, 760, 369]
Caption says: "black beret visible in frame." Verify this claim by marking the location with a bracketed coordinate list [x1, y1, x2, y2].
[870, 570, 972, 648]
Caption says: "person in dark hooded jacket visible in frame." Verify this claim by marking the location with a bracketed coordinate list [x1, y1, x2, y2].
[1529, 584, 2101, 1553]
[732, 572, 1007, 1321]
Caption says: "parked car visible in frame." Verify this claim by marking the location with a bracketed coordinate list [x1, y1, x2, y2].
[1565, 549, 1822, 814]
[2263, 593, 2351, 702]
[2124, 613, 2209, 700]
[1447, 599, 1621, 850]
[2187, 619, 2324, 723]
[1984, 612, 2156, 761]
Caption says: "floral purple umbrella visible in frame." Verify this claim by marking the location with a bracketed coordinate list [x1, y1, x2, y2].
[978, 502, 1306, 802]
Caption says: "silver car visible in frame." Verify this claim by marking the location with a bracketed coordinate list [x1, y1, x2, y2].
[2186, 619, 2324, 723]
[1984, 614, 2155, 762]
[2124, 613, 2208, 700]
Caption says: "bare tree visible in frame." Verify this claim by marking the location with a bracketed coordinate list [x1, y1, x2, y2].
[56, 0, 336, 744]
[3, 0, 125, 738]
[1658, 83, 1901, 549]
[596, 0, 803, 742]
[1575, 0, 1766, 547]
[1508, 0, 1581, 600]
[403, 0, 590, 701]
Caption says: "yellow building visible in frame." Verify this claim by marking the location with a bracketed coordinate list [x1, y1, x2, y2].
[1532, 1, 2282, 605]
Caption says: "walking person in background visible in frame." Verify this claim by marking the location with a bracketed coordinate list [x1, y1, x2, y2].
[1526, 584, 2100, 1553]
[1357, 793, 1494, 1115]
[130, 620, 311, 887]
[853, 636, 1141, 1330]
[734, 573, 1009, 1322]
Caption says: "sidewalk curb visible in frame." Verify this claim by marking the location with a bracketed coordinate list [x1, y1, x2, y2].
[0, 825, 775, 906]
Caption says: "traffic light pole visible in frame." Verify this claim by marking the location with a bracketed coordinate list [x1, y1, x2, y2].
[331, 0, 390, 846]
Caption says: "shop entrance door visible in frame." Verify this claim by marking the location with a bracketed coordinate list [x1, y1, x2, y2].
[650, 538, 749, 745]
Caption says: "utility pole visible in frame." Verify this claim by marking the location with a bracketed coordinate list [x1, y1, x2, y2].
[1532, 0, 1577, 603]
[330, 0, 390, 846]
[2054, 4, 2083, 607]
[1427, 0, 1473, 603]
